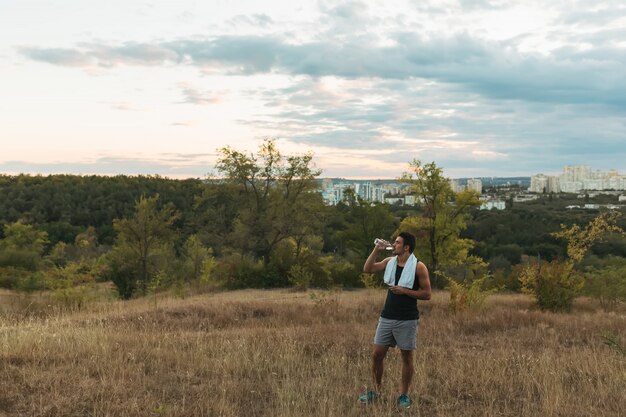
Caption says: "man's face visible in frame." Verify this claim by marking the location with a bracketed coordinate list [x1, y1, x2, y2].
[392, 237, 406, 255]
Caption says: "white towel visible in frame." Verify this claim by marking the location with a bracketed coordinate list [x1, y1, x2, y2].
[383, 254, 418, 288]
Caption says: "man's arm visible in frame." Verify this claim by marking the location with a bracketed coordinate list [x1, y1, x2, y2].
[389, 262, 432, 300]
[363, 245, 391, 273]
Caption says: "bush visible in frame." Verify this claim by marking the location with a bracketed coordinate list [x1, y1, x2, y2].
[320, 255, 361, 287]
[360, 272, 385, 289]
[446, 273, 497, 313]
[0, 266, 32, 289]
[520, 212, 624, 312]
[0, 249, 40, 270]
[287, 264, 312, 291]
[584, 264, 626, 308]
[212, 252, 265, 289]
[519, 259, 584, 312]
[44, 262, 97, 309]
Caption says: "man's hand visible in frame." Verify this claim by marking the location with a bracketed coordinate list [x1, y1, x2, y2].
[389, 285, 406, 294]
[375, 239, 389, 251]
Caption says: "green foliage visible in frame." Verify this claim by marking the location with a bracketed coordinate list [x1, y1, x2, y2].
[360, 272, 385, 289]
[212, 252, 265, 289]
[553, 211, 624, 263]
[0, 266, 36, 289]
[1, 221, 49, 254]
[465, 200, 626, 265]
[520, 259, 584, 312]
[583, 257, 626, 308]
[519, 212, 624, 312]
[400, 160, 480, 283]
[179, 235, 214, 283]
[215, 138, 324, 266]
[319, 255, 361, 287]
[0, 174, 205, 246]
[107, 195, 178, 298]
[0, 249, 40, 271]
[441, 256, 497, 313]
[44, 262, 98, 310]
[47, 242, 69, 267]
[447, 275, 496, 313]
[16, 271, 47, 292]
[0, 221, 49, 272]
[147, 270, 167, 308]
[287, 264, 313, 291]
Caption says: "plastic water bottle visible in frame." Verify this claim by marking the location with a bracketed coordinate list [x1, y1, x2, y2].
[374, 238, 393, 250]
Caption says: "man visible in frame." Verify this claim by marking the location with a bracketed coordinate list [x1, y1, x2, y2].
[359, 231, 432, 409]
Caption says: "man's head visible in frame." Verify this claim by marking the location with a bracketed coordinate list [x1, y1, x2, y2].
[393, 231, 416, 255]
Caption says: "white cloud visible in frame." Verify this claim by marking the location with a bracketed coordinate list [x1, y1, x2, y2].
[1, 0, 625, 178]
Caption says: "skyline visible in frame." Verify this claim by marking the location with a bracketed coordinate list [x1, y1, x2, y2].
[2, 0, 625, 179]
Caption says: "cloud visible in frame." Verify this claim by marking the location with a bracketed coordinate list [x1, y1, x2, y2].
[177, 83, 222, 105]
[19, 29, 626, 108]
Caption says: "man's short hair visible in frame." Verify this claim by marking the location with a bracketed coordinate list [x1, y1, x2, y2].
[397, 231, 416, 253]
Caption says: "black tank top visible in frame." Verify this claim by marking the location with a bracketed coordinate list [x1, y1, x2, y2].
[380, 265, 420, 320]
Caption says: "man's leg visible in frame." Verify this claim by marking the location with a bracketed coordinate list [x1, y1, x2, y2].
[372, 344, 389, 390]
[399, 349, 414, 395]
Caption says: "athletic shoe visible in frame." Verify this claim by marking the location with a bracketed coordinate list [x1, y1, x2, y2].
[358, 390, 378, 403]
[397, 394, 412, 408]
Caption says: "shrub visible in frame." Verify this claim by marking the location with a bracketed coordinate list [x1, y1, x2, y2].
[212, 252, 265, 289]
[0, 249, 40, 270]
[0, 266, 32, 289]
[520, 212, 624, 312]
[584, 264, 626, 308]
[446, 273, 497, 313]
[44, 262, 97, 309]
[360, 272, 385, 289]
[287, 264, 312, 291]
[519, 259, 584, 312]
[320, 255, 361, 287]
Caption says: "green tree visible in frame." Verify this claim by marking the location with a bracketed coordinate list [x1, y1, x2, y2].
[399, 160, 480, 283]
[180, 234, 214, 283]
[0, 221, 49, 270]
[107, 195, 178, 298]
[215, 138, 323, 266]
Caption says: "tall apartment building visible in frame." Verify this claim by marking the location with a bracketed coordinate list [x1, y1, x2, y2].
[529, 165, 626, 193]
[466, 179, 482, 194]
[559, 165, 626, 192]
[529, 174, 561, 193]
[450, 179, 465, 193]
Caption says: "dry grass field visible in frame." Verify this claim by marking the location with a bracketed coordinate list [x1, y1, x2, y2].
[0, 288, 624, 417]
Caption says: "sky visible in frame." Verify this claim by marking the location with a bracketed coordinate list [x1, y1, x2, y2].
[1, 0, 625, 179]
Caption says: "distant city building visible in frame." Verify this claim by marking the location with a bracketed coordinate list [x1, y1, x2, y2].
[529, 174, 560, 193]
[404, 195, 417, 205]
[558, 165, 626, 192]
[480, 199, 506, 210]
[320, 180, 394, 205]
[513, 194, 539, 203]
[466, 179, 482, 194]
[321, 182, 355, 205]
[450, 179, 465, 193]
[385, 197, 404, 205]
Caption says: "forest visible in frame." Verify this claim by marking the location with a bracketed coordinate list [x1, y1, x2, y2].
[1, 140, 625, 310]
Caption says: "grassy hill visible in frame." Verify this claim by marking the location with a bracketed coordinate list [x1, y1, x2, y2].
[0, 289, 624, 416]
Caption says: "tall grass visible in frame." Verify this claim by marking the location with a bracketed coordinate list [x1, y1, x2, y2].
[0, 289, 624, 416]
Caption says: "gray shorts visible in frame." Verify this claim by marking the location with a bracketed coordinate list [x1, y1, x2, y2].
[374, 317, 419, 350]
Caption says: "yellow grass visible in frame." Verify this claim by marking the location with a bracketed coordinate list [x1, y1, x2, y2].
[0, 289, 624, 416]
